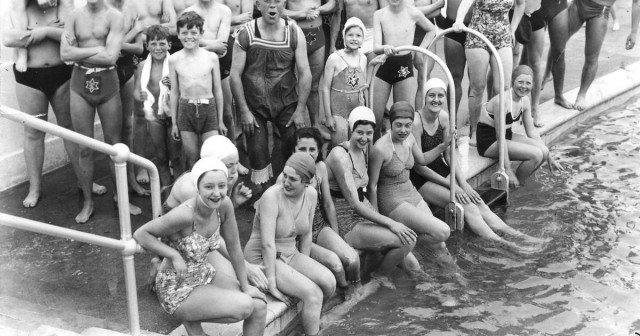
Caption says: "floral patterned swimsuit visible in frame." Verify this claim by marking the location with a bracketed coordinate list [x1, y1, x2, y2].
[465, 0, 514, 51]
[155, 205, 222, 315]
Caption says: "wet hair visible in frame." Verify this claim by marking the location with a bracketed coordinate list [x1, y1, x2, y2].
[287, 127, 323, 162]
[146, 25, 170, 43]
[177, 11, 204, 33]
[351, 120, 376, 133]
[512, 65, 534, 83]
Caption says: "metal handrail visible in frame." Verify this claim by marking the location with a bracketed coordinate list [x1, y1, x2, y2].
[428, 27, 509, 197]
[368, 46, 464, 230]
[0, 104, 163, 336]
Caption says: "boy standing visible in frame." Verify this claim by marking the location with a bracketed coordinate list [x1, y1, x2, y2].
[169, 11, 226, 170]
[371, 0, 435, 134]
[134, 25, 181, 187]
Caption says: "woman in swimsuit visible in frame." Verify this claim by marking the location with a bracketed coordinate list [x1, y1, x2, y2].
[453, 0, 524, 146]
[280, 128, 362, 300]
[476, 65, 563, 187]
[244, 153, 336, 336]
[133, 157, 267, 336]
[325, 106, 417, 286]
[321, 17, 369, 147]
[411, 79, 549, 251]
[369, 101, 450, 253]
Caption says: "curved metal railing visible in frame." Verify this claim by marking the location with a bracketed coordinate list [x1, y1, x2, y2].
[0, 104, 163, 336]
[368, 46, 464, 230]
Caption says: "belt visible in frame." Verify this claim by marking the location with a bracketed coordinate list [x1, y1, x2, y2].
[180, 97, 211, 105]
[330, 188, 365, 202]
[75, 63, 116, 74]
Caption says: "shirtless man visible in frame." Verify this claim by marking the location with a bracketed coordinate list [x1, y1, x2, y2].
[136, 0, 178, 35]
[331, 0, 387, 59]
[285, 0, 336, 137]
[554, 0, 619, 110]
[2, 0, 84, 208]
[371, 0, 435, 134]
[173, 0, 198, 16]
[108, 0, 149, 196]
[61, 0, 140, 223]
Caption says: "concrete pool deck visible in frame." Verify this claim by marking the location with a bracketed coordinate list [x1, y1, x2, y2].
[1, 9, 640, 336]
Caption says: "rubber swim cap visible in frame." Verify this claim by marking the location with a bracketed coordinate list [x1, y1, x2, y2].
[424, 78, 447, 94]
[192, 157, 228, 188]
[285, 152, 316, 183]
[389, 101, 414, 122]
[200, 135, 238, 160]
[348, 106, 376, 131]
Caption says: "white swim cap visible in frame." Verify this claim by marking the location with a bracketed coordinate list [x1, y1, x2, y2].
[343, 17, 366, 43]
[348, 106, 376, 131]
[192, 157, 228, 188]
[424, 78, 447, 95]
[200, 135, 238, 160]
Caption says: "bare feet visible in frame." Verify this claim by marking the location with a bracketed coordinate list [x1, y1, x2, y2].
[92, 182, 107, 195]
[469, 131, 477, 147]
[237, 163, 249, 176]
[574, 95, 587, 111]
[369, 272, 395, 290]
[136, 169, 150, 184]
[75, 201, 94, 224]
[129, 180, 150, 197]
[531, 110, 544, 127]
[22, 190, 41, 208]
[554, 96, 575, 110]
[541, 75, 552, 91]
[114, 196, 143, 215]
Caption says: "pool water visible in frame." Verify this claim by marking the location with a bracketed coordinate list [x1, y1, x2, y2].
[322, 98, 640, 335]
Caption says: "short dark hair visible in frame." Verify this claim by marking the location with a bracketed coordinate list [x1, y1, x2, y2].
[146, 25, 170, 42]
[351, 120, 376, 132]
[287, 127, 324, 162]
[177, 11, 204, 33]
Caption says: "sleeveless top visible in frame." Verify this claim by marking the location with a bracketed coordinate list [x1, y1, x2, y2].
[330, 51, 367, 118]
[478, 91, 523, 131]
[379, 138, 414, 186]
[236, 19, 299, 119]
[416, 112, 450, 178]
[169, 203, 222, 266]
[329, 143, 369, 191]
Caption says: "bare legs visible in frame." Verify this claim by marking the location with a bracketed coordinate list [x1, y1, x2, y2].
[387, 201, 450, 249]
[443, 38, 467, 124]
[120, 77, 149, 196]
[344, 223, 415, 275]
[308, 46, 327, 138]
[545, 8, 573, 109]
[482, 134, 545, 185]
[173, 272, 267, 336]
[311, 227, 361, 297]
[522, 28, 546, 127]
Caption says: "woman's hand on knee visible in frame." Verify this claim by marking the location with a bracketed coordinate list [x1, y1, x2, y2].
[244, 285, 268, 305]
[269, 286, 293, 306]
[246, 263, 268, 292]
[388, 221, 417, 245]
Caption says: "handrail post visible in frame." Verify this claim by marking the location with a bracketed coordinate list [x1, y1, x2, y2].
[428, 28, 509, 201]
[111, 144, 141, 336]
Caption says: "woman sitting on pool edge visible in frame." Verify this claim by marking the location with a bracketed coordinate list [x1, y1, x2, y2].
[411, 78, 549, 251]
[244, 153, 336, 336]
[477, 65, 563, 187]
[133, 157, 267, 336]
[368, 101, 451, 259]
[325, 106, 418, 286]
[278, 127, 362, 300]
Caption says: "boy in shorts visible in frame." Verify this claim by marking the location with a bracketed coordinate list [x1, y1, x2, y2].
[169, 11, 226, 170]
[134, 25, 181, 187]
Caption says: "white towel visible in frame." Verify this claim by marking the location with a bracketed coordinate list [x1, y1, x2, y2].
[140, 53, 170, 121]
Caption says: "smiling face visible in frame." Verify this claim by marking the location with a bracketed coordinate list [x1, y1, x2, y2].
[390, 117, 413, 142]
[256, 0, 285, 24]
[221, 153, 240, 180]
[177, 25, 203, 49]
[425, 88, 446, 114]
[344, 26, 364, 51]
[350, 123, 375, 150]
[197, 170, 228, 208]
[147, 38, 170, 61]
[294, 137, 320, 162]
[512, 74, 533, 98]
[281, 166, 307, 197]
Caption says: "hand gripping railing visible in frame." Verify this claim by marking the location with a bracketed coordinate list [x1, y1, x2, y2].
[368, 46, 464, 231]
[428, 27, 510, 198]
[0, 104, 163, 336]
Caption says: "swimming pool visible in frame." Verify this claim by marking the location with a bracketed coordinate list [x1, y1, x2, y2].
[321, 97, 640, 335]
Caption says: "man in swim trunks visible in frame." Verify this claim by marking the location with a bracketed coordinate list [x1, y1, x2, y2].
[285, 0, 336, 139]
[61, 0, 141, 223]
[331, 0, 382, 60]
[2, 0, 82, 209]
[372, 0, 436, 135]
[552, 0, 618, 111]
[109, 0, 150, 196]
[230, 0, 311, 189]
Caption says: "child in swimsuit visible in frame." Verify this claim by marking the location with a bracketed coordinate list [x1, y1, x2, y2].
[322, 17, 369, 147]
[133, 158, 267, 336]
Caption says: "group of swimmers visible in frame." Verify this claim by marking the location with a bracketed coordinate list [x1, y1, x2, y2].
[4, 0, 639, 335]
